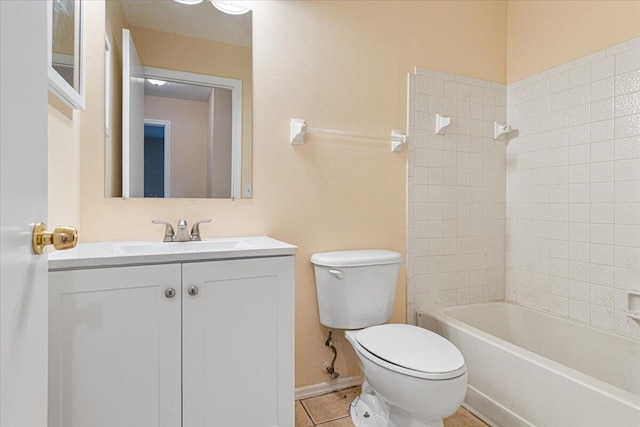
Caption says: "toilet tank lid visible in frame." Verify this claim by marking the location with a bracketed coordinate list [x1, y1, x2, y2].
[310, 250, 403, 267]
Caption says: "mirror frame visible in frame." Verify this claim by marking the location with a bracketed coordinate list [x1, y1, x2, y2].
[47, 0, 85, 110]
[135, 66, 243, 199]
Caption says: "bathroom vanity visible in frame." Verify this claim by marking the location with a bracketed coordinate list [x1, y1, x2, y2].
[48, 237, 296, 427]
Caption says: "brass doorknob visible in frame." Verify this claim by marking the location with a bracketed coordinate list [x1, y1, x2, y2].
[32, 222, 78, 254]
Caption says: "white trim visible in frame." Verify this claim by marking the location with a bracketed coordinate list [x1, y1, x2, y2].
[144, 119, 171, 198]
[47, 0, 85, 110]
[294, 375, 362, 401]
[143, 66, 242, 199]
[104, 34, 112, 197]
[104, 35, 111, 137]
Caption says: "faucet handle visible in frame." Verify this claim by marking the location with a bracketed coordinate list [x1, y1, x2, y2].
[190, 219, 211, 241]
[152, 220, 175, 242]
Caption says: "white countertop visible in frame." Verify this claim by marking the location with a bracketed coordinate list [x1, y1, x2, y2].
[48, 236, 297, 270]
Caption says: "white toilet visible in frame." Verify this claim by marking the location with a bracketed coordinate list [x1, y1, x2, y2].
[311, 249, 468, 427]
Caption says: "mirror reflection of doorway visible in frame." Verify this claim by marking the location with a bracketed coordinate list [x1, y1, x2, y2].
[143, 120, 170, 198]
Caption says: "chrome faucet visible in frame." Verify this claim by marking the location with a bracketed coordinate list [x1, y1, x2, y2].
[152, 219, 211, 242]
[175, 219, 190, 242]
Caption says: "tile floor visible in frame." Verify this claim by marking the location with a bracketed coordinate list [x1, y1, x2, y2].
[296, 387, 488, 426]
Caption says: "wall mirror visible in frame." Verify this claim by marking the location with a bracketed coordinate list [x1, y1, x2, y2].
[105, 0, 252, 199]
[48, 0, 85, 109]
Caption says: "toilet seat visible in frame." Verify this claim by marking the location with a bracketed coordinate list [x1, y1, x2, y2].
[350, 324, 466, 380]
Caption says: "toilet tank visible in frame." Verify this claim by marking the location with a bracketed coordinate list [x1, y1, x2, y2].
[310, 250, 403, 329]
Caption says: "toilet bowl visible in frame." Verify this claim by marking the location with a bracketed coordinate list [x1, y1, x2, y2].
[311, 250, 467, 427]
[345, 324, 467, 427]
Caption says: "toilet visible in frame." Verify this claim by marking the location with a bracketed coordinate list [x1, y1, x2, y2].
[311, 249, 467, 427]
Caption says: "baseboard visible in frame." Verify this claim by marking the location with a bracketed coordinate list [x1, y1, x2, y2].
[295, 375, 362, 400]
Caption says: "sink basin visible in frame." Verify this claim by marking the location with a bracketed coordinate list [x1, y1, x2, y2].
[109, 239, 253, 255]
[48, 236, 297, 270]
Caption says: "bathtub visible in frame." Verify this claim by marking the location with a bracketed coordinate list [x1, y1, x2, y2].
[417, 302, 640, 427]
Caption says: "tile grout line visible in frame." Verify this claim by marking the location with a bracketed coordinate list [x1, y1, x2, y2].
[299, 399, 317, 427]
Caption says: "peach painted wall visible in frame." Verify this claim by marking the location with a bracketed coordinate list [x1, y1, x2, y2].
[48, 94, 80, 230]
[144, 95, 209, 198]
[507, 0, 640, 83]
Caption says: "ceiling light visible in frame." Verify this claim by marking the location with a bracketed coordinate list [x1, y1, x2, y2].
[147, 79, 167, 87]
[210, 1, 250, 15]
[174, 0, 204, 5]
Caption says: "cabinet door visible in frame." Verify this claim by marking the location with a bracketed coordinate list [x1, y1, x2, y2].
[182, 256, 295, 427]
[49, 264, 182, 427]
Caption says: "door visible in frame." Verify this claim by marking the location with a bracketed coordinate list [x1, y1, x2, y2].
[49, 264, 182, 427]
[144, 119, 171, 198]
[122, 28, 144, 198]
[0, 1, 49, 426]
[182, 257, 295, 427]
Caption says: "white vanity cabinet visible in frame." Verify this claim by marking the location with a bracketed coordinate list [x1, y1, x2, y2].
[49, 264, 182, 427]
[182, 257, 294, 427]
[48, 237, 296, 427]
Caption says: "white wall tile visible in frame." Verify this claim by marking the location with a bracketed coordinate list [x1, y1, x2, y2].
[591, 56, 614, 82]
[590, 140, 615, 162]
[591, 244, 614, 266]
[615, 114, 640, 138]
[550, 71, 570, 94]
[590, 161, 614, 182]
[615, 246, 640, 269]
[614, 69, 640, 96]
[590, 77, 614, 101]
[590, 203, 613, 223]
[550, 90, 570, 112]
[591, 119, 614, 142]
[570, 84, 590, 107]
[615, 203, 640, 224]
[615, 158, 640, 181]
[615, 181, 640, 203]
[570, 64, 590, 88]
[615, 92, 640, 117]
[591, 98, 614, 122]
[590, 305, 614, 329]
[569, 300, 590, 322]
[412, 39, 640, 336]
[505, 38, 640, 338]
[615, 46, 640, 75]
[408, 68, 507, 322]
[615, 224, 640, 247]
[615, 136, 640, 160]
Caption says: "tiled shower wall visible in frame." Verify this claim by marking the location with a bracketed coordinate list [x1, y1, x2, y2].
[506, 37, 640, 338]
[407, 38, 640, 338]
[406, 68, 507, 323]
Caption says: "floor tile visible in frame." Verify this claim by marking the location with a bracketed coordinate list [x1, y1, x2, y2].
[295, 400, 314, 427]
[301, 387, 361, 424]
[298, 388, 486, 427]
[316, 416, 355, 426]
[444, 407, 489, 427]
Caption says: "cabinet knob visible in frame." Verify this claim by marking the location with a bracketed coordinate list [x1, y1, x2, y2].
[165, 288, 176, 299]
[188, 286, 199, 296]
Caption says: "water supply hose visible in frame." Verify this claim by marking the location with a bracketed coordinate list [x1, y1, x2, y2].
[324, 329, 340, 379]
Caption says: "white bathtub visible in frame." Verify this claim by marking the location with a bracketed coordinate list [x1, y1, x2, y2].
[417, 302, 640, 427]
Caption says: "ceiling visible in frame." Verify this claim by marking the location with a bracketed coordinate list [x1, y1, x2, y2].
[144, 79, 216, 102]
[119, 0, 252, 48]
